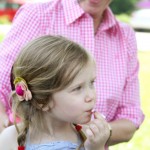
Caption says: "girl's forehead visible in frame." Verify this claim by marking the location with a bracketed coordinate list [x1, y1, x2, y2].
[71, 61, 96, 83]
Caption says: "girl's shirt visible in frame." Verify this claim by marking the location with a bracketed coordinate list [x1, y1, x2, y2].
[25, 131, 85, 150]
[26, 141, 85, 150]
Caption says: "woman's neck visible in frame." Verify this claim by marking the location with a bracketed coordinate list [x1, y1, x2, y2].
[78, 0, 108, 34]
[93, 14, 103, 34]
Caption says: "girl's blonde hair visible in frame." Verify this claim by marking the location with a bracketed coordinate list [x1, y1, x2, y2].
[12, 35, 91, 147]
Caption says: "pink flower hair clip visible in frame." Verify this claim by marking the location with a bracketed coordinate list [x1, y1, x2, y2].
[14, 77, 32, 101]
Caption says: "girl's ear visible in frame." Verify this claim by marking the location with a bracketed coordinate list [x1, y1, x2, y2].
[42, 99, 54, 111]
[37, 104, 48, 111]
[41, 106, 50, 111]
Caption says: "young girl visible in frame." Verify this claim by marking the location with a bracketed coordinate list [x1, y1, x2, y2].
[0, 35, 111, 150]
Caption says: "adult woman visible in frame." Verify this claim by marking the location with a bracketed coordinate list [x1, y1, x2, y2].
[0, 0, 144, 149]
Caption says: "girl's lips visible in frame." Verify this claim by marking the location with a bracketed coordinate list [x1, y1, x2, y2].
[86, 109, 94, 114]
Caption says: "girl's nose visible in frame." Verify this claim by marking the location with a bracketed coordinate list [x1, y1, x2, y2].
[85, 89, 96, 102]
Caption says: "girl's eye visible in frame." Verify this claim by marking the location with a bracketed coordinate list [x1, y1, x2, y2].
[90, 80, 95, 86]
[73, 86, 82, 91]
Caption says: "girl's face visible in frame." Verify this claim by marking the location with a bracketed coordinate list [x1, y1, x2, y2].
[79, 0, 111, 18]
[50, 60, 96, 125]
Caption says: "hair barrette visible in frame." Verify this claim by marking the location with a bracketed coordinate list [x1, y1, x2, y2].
[18, 146, 25, 150]
[73, 123, 87, 142]
[14, 77, 32, 101]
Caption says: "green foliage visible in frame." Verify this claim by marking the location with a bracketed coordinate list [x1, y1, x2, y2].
[0, 34, 4, 42]
[116, 14, 131, 23]
[110, 0, 140, 15]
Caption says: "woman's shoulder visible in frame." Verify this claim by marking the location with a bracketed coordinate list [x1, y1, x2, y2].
[0, 125, 18, 150]
[117, 21, 135, 37]
[18, 0, 61, 15]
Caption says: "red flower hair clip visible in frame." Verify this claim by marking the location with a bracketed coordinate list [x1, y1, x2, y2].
[14, 77, 32, 101]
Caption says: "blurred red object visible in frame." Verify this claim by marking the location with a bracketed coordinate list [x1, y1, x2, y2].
[0, 2, 21, 22]
[0, 0, 49, 22]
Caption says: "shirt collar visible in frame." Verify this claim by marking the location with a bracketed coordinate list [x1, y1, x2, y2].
[62, 0, 117, 30]
[62, 0, 85, 25]
[100, 7, 117, 31]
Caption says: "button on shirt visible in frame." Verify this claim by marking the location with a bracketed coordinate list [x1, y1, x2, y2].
[0, 0, 144, 126]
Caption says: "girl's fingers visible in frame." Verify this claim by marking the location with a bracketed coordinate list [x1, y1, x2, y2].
[91, 112, 111, 140]
[83, 112, 112, 150]
[94, 111, 106, 120]
[81, 111, 111, 142]
[94, 112, 110, 130]
[86, 128, 94, 140]
[81, 124, 98, 142]
[88, 123, 100, 140]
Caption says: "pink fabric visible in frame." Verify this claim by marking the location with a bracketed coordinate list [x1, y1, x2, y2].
[0, 0, 144, 127]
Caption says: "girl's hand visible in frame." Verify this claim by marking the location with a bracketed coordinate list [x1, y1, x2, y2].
[83, 112, 111, 150]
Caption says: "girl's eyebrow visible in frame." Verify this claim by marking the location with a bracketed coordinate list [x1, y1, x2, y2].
[69, 81, 84, 89]
[69, 76, 96, 89]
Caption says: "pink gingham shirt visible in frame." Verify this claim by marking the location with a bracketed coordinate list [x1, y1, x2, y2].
[0, 0, 144, 126]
